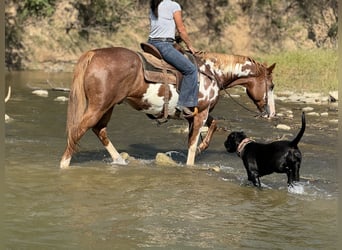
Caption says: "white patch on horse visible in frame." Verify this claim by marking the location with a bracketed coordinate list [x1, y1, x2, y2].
[205, 59, 252, 78]
[198, 71, 220, 103]
[225, 61, 252, 77]
[142, 84, 178, 114]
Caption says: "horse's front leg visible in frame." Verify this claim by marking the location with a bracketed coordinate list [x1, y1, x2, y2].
[197, 115, 218, 153]
[186, 110, 208, 166]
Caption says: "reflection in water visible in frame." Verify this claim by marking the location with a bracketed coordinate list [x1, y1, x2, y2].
[5, 71, 338, 249]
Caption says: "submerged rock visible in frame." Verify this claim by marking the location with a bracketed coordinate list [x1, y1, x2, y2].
[328, 119, 338, 124]
[276, 124, 291, 130]
[54, 96, 68, 102]
[32, 89, 49, 97]
[329, 91, 338, 102]
[307, 112, 320, 116]
[5, 114, 13, 122]
[302, 106, 314, 112]
[155, 153, 179, 167]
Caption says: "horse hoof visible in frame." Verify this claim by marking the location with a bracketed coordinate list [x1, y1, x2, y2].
[60, 159, 71, 169]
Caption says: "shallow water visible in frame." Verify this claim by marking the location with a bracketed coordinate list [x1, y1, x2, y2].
[5, 71, 338, 249]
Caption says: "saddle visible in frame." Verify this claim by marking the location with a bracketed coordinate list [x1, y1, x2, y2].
[138, 43, 183, 88]
[138, 42, 196, 121]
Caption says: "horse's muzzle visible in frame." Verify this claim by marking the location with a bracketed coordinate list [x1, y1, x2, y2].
[265, 89, 276, 118]
[258, 104, 275, 118]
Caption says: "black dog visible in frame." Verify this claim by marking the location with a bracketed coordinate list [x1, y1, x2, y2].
[224, 112, 305, 187]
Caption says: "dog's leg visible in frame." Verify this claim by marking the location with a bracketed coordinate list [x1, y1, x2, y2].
[244, 159, 259, 187]
[246, 171, 255, 186]
[287, 171, 295, 187]
[257, 177, 261, 188]
[285, 150, 301, 187]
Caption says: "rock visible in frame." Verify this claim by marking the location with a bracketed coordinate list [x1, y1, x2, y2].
[275, 96, 288, 102]
[120, 152, 130, 160]
[155, 153, 179, 167]
[328, 119, 338, 124]
[121, 152, 137, 162]
[32, 89, 49, 97]
[210, 166, 221, 172]
[302, 107, 314, 112]
[54, 96, 69, 102]
[307, 112, 320, 116]
[277, 90, 294, 96]
[320, 112, 329, 117]
[329, 91, 338, 102]
[276, 124, 291, 130]
[5, 114, 13, 122]
[192, 165, 221, 172]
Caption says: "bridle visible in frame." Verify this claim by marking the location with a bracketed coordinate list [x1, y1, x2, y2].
[200, 63, 271, 118]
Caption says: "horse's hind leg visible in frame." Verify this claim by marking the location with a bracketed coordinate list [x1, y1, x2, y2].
[92, 107, 127, 165]
[60, 112, 96, 169]
[60, 107, 118, 168]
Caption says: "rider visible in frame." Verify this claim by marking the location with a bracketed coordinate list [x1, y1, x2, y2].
[148, 0, 199, 117]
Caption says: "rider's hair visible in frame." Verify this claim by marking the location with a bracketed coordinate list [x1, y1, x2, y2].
[150, 0, 163, 18]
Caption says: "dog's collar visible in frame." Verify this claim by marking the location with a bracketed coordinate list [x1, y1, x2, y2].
[237, 138, 254, 157]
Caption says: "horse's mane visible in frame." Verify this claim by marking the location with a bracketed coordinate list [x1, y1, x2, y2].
[197, 52, 264, 75]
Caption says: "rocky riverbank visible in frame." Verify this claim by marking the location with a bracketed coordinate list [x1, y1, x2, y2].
[5, 0, 338, 71]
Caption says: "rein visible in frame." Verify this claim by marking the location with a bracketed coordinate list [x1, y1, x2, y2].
[223, 89, 260, 116]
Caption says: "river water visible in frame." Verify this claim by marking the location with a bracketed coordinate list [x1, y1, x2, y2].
[4, 71, 338, 249]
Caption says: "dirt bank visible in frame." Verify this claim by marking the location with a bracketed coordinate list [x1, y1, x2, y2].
[5, 0, 338, 71]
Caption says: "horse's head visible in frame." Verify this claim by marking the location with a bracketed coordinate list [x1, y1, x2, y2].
[245, 63, 276, 118]
[197, 53, 276, 118]
[228, 62, 276, 118]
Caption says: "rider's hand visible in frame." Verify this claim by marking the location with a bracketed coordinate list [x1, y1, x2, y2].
[187, 45, 197, 54]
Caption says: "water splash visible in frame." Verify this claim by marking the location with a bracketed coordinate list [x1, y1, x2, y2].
[288, 182, 305, 194]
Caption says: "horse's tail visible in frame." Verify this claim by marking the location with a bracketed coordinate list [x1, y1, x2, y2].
[66, 50, 95, 153]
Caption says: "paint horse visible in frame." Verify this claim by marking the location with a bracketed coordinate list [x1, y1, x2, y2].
[60, 46, 276, 168]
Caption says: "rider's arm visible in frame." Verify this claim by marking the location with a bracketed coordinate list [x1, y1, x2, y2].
[173, 10, 196, 54]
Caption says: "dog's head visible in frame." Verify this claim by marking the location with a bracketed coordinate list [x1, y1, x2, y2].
[224, 131, 247, 153]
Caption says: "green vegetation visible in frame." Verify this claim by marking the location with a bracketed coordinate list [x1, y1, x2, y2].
[258, 49, 338, 93]
[5, 0, 338, 93]
[21, 0, 56, 18]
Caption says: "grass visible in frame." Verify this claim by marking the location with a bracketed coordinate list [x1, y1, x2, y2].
[256, 49, 338, 94]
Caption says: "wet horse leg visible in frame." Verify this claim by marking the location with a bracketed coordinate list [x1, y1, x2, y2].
[186, 110, 208, 166]
[60, 109, 104, 168]
[197, 115, 218, 153]
[60, 146, 75, 169]
[92, 107, 127, 165]
[60, 106, 124, 168]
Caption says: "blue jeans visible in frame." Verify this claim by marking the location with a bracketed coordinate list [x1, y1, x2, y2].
[148, 40, 199, 107]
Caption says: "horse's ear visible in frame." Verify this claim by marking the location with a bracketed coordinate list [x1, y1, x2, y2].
[267, 63, 276, 74]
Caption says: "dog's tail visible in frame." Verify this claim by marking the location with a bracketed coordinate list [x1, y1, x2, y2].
[290, 112, 306, 147]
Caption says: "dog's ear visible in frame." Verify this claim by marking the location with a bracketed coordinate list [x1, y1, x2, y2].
[235, 131, 247, 143]
[224, 132, 240, 153]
